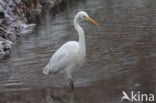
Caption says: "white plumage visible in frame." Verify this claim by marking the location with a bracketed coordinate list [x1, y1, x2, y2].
[43, 11, 99, 90]
[43, 41, 83, 76]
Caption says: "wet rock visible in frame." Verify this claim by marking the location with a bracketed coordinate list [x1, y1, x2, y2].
[0, 0, 64, 55]
[0, 33, 5, 39]
[0, 0, 5, 19]
[0, 24, 17, 41]
[21, 23, 36, 30]
[0, 37, 13, 55]
[20, 23, 36, 35]
[0, 6, 5, 19]
[0, 0, 6, 8]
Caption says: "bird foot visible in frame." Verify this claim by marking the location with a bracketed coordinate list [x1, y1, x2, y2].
[69, 78, 74, 91]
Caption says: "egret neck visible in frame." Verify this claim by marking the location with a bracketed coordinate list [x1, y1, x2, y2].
[74, 17, 86, 58]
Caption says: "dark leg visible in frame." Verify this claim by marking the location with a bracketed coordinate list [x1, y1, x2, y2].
[69, 78, 74, 91]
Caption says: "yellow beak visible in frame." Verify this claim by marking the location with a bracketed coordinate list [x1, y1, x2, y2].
[87, 17, 99, 27]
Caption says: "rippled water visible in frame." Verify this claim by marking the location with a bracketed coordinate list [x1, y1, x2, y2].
[0, 0, 156, 102]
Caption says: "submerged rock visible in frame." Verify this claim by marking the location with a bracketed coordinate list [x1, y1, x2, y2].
[20, 23, 36, 30]
[20, 23, 36, 35]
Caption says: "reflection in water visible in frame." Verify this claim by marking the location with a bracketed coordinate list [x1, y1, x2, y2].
[0, 0, 156, 103]
[46, 90, 84, 103]
[47, 95, 55, 103]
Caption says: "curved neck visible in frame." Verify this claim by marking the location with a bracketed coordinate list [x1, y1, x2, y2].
[74, 18, 86, 56]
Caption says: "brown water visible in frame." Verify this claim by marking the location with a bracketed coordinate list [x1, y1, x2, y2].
[0, 0, 156, 103]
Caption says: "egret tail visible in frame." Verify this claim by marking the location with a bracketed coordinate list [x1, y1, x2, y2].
[43, 65, 50, 75]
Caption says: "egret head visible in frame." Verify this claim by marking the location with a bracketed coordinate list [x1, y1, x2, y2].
[75, 11, 99, 27]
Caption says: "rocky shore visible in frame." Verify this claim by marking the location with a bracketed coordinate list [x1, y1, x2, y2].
[0, 0, 63, 55]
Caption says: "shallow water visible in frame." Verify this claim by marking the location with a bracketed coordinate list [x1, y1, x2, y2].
[0, 0, 156, 102]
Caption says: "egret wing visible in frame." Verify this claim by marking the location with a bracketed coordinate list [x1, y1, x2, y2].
[43, 41, 79, 74]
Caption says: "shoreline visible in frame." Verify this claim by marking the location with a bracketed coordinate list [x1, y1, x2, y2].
[0, 0, 63, 55]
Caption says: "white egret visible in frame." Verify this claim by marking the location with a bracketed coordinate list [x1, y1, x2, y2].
[43, 11, 99, 90]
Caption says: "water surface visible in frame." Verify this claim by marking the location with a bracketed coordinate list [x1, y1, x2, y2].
[0, 0, 156, 103]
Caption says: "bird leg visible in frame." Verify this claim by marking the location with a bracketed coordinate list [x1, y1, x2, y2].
[69, 78, 74, 91]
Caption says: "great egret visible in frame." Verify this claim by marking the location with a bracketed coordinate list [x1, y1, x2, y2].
[43, 11, 99, 90]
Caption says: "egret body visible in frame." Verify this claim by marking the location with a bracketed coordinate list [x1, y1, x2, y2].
[43, 11, 99, 90]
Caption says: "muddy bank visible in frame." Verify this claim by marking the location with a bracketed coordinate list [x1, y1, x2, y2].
[0, 0, 63, 55]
